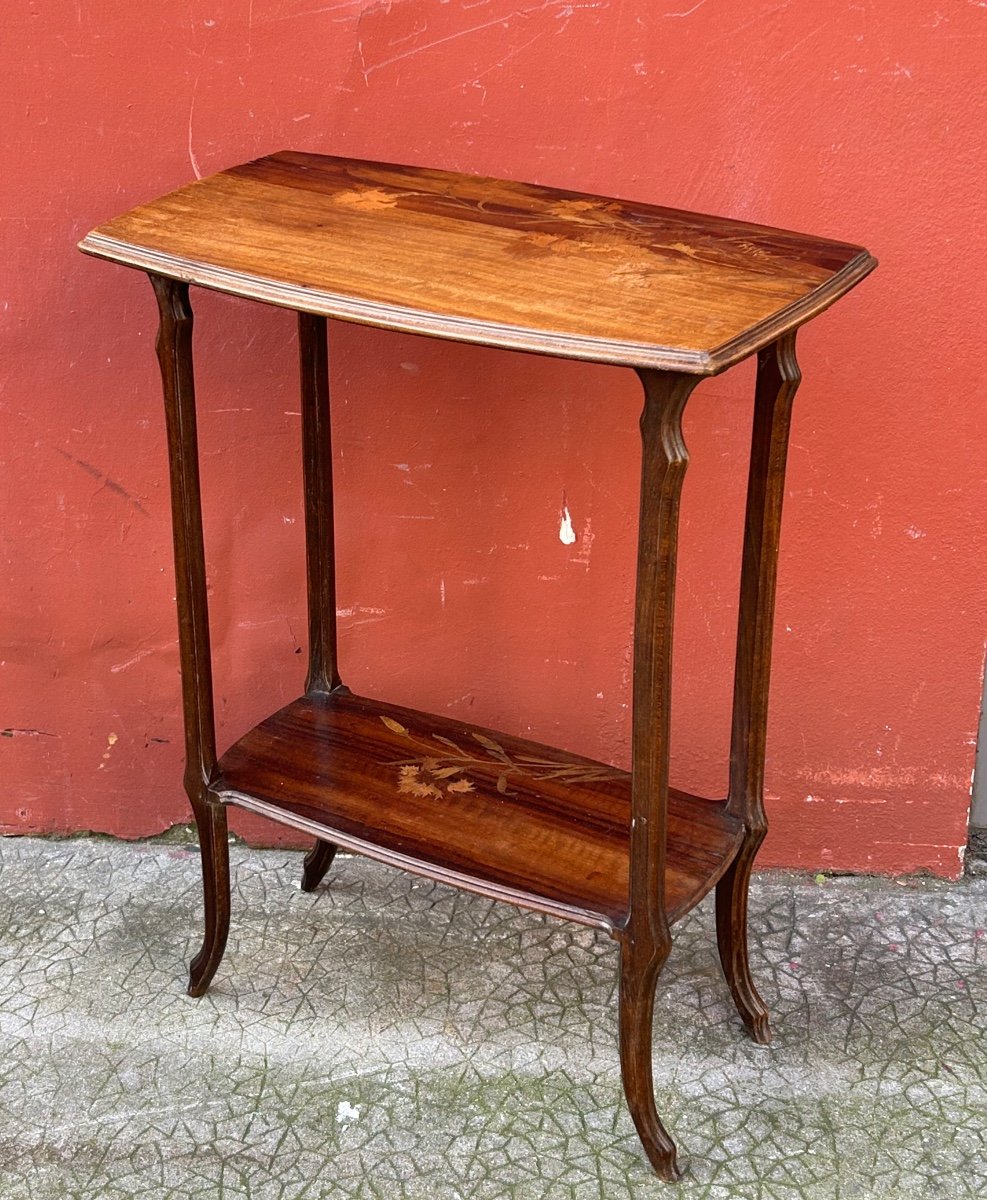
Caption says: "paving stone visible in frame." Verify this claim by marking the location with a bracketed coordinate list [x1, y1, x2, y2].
[0, 838, 984, 1199]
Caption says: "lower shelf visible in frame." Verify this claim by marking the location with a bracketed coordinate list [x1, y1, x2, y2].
[215, 689, 744, 933]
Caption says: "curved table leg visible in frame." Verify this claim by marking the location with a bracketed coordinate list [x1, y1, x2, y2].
[188, 795, 231, 997]
[619, 369, 698, 1181]
[718, 332, 801, 1042]
[301, 838, 338, 892]
[715, 838, 770, 1043]
[618, 941, 682, 1182]
[150, 273, 231, 999]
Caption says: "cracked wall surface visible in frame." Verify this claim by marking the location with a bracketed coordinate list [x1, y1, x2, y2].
[0, 837, 984, 1198]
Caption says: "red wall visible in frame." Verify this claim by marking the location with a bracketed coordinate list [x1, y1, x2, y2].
[3, 1, 985, 877]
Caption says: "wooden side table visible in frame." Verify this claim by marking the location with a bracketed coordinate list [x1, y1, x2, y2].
[80, 153, 875, 1181]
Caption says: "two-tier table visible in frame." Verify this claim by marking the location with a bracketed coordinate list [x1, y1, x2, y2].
[80, 152, 875, 1181]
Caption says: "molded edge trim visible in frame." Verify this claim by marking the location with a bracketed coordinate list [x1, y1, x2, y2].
[79, 234, 875, 374]
[219, 789, 621, 934]
[708, 251, 878, 374]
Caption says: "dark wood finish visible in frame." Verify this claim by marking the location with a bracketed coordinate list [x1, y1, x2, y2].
[300, 839, 337, 892]
[215, 690, 744, 931]
[717, 333, 801, 1044]
[149, 275, 229, 998]
[298, 310, 341, 885]
[298, 312, 341, 696]
[81, 152, 875, 375]
[617, 369, 699, 1180]
[87, 163, 874, 1181]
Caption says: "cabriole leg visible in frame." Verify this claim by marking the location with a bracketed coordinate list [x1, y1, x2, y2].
[618, 939, 681, 1182]
[187, 796, 231, 997]
[715, 848, 769, 1043]
[621, 369, 699, 1180]
[716, 333, 801, 1043]
[301, 839, 338, 892]
[150, 273, 231, 997]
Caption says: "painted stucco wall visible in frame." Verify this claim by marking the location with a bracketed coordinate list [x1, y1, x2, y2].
[3, 0, 985, 876]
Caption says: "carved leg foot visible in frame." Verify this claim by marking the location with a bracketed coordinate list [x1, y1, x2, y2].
[715, 840, 770, 1044]
[618, 942, 682, 1182]
[301, 838, 338, 892]
[187, 796, 231, 998]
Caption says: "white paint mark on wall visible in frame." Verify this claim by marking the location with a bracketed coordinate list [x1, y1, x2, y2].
[905, 526, 926, 539]
[559, 504, 576, 545]
[440, 577, 446, 608]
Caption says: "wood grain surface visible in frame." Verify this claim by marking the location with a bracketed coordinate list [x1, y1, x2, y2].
[80, 152, 875, 373]
[215, 689, 745, 931]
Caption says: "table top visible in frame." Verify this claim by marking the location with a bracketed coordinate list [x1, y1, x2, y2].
[80, 151, 875, 374]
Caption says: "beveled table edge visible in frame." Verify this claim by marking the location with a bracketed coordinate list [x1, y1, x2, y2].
[78, 232, 876, 375]
[218, 789, 621, 933]
[711, 250, 877, 371]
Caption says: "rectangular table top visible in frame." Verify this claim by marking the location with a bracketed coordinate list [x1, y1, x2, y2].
[80, 152, 875, 374]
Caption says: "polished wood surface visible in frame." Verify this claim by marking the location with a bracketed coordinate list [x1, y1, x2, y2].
[86, 165, 874, 1180]
[149, 277, 230, 998]
[297, 312, 342, 881]
[216, 689, 745, 931]
[716, 333, 802, 1045]
[81, 152, 875, 373]
[620, 367, 700, 1178]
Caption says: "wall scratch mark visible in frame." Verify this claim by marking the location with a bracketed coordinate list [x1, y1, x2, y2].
[665, 0, 707, 16]
[262, 1, 366, 23]
[721, 2, 792, 41]
[110, 648, 156, 674]
[362, 1, 565, 78]
[778, 22, 826, 61]
[570, 516, 594, 566]
[56, 449, 150, 517]
[187, 74, 202, 179]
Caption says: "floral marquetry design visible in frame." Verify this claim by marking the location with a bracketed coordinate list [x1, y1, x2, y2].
[379, 714, 625, 800]
[82, 151, 874, 1180]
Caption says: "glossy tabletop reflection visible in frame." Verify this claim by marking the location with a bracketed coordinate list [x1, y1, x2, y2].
[79, 151, 874, 373]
